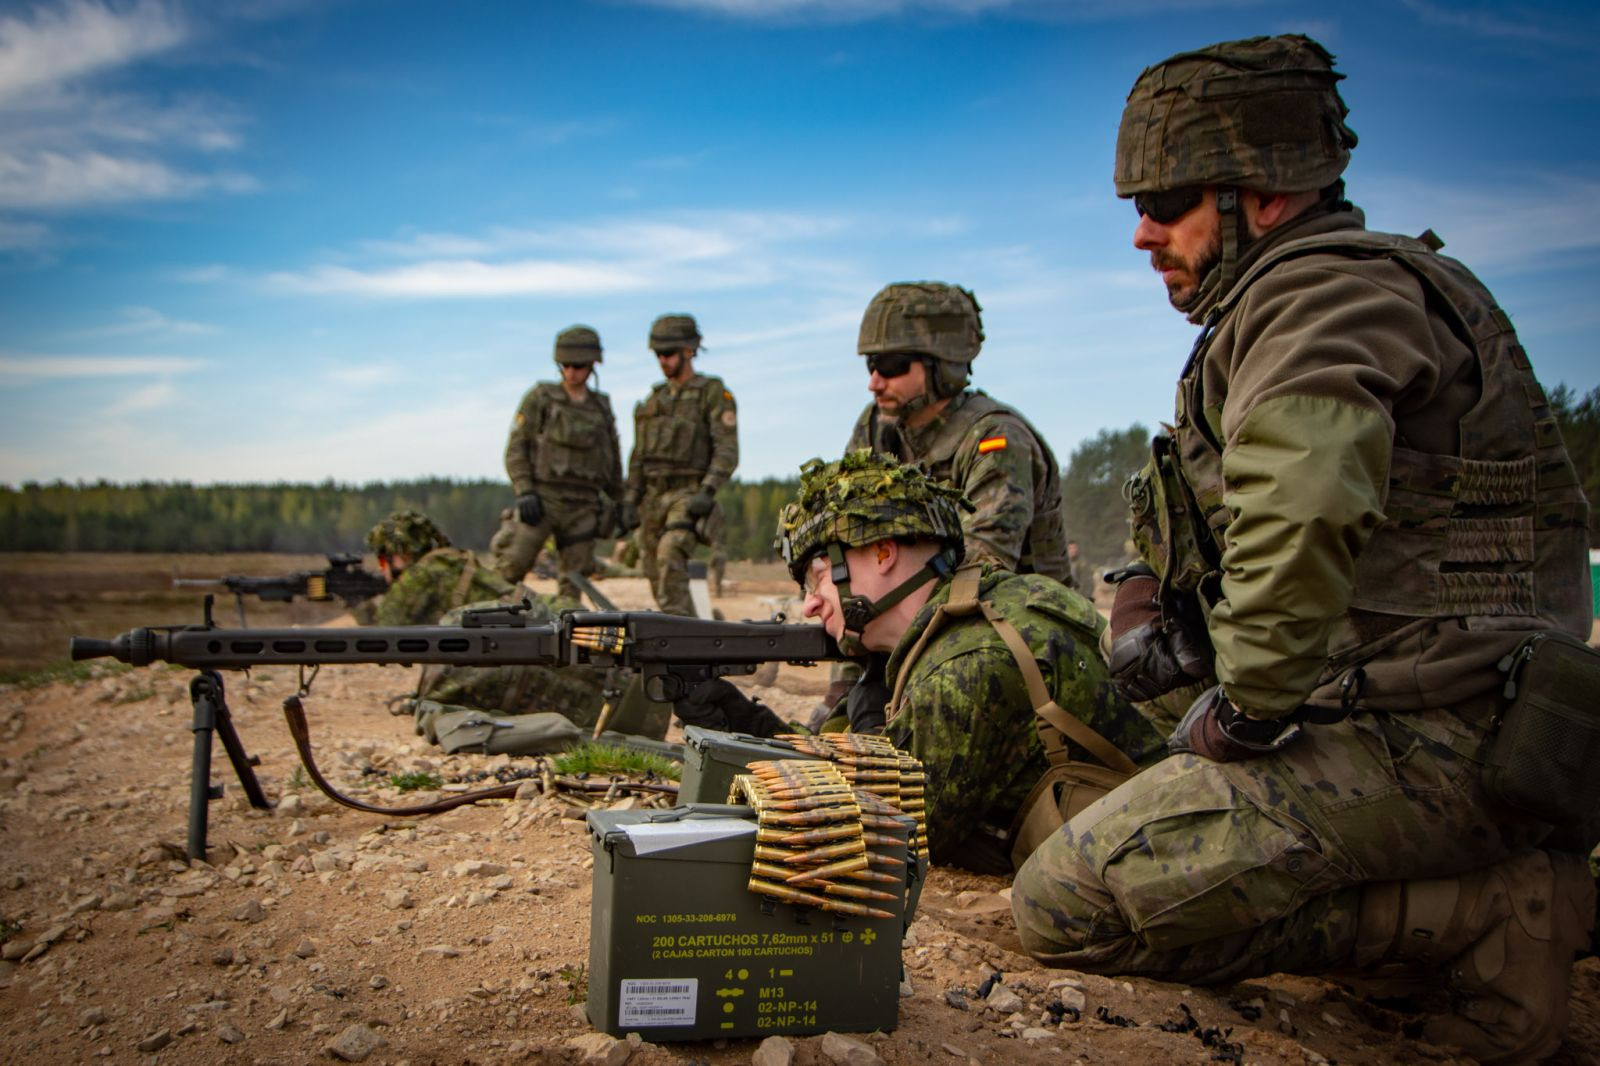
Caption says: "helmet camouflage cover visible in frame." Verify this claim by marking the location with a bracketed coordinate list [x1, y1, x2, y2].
[775, 451, 968, 584]
[857, 282, 984, 365]
[649, 313, 702, 352]
[553, 325, 602, 365]
[366, 510, 450, 558]
[1115, 33, 1358, 196]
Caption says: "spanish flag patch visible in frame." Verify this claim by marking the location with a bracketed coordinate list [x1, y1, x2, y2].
[977, 436, 1007, 454]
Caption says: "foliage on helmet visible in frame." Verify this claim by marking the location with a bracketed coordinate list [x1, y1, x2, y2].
[857, 282, 984, 366]
[1115, 34, 1357, 196]
[775, 451, 969, 583]
[649, 313, 702, 352]
[554, 325, 603, 365]
[366, 509, 450, 557]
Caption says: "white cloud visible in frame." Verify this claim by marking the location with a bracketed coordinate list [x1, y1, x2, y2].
[0, 217, 49, 249]
[0, 0, 183, 105]
[0, 354, 207, 380]
[1361, 173, 1600, 272]
[623, 0, 1270, 22]
[105, 380, 176, 415]
[0, 0, 257, 213]
[269, 211, 852, 299]
[69, 305, 217, 338]
[1397, 0, 1597, 49]
[323, 364, 394, 388]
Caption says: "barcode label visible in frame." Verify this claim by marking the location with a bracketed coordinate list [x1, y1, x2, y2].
[619, 977, 697, 1026]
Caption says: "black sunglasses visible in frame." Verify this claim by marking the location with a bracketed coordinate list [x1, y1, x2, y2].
[1134, 186, 1206, 225]
[866, 352, 918, 379]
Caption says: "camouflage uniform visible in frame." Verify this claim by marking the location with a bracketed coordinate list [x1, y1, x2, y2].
[627, 314, 738, 616]
[1013, 38, 1593, 1059]
[774, 452, 1162, 874]
[370, 547, 517, 627]
[849, 282, 1070, 584]
[848, 392, 1070, 584]
[884, 563, 1164, 873]
[490, 327, 624, 602]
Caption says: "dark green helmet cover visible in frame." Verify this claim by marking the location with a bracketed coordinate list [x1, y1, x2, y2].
[366, 510, 450, 558]
[1115, 33, 1357, 196]
[553, 325, 602, 365]
[775, 451, 967, 584]
[649, 313, 702, 352]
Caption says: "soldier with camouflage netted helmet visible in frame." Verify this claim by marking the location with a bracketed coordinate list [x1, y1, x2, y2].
[684, 451, 1163, 874]
[623, 313, 739, 616]
[1012, 35, 1595, 1064]
[488, 325, 624, 603]
[818, 282, 1076, 729]
[362, 509, 519, 627]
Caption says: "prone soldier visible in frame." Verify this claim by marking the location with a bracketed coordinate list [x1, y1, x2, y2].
[622, 314, 738, 616]
[1012, 35, 1596, 1065]
[489, 325, 624, 602]
[364, 510, 609, 753]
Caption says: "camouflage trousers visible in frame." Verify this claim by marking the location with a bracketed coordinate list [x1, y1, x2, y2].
[1011, 698, 1551, 985]
[487, 487, 603, 603]
[638, 484, 722, 617]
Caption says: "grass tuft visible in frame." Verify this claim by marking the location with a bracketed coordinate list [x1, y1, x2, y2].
[551, 742, 680, 781]
[0, 659, 131, 690]
[389, 770, 442, 792]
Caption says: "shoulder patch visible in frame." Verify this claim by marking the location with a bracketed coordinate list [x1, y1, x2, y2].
[721, 408, 738, 428]
[977, 436, 1007, 454]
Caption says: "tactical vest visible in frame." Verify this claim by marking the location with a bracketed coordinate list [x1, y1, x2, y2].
[529, 384, 617, 487]
[1132, 229, 1590, 643]
[866, 392, 1071, 583]
[633, 374, 723, 480]
[886, 563, 1137, 871]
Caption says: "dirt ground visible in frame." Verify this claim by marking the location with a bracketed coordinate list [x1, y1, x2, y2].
[2, 555, 1599, 1065]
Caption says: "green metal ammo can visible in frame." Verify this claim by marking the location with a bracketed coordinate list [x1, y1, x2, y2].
[586, 805, 907, 1040]
[676, 725, 826, 805]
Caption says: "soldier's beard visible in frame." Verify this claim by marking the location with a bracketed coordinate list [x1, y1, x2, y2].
[1152, 228, 1222, 312]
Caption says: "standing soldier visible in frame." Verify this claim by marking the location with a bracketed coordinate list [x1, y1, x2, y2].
[1012, 35, 1595, 1065]
[818, 282, 1074, 726]
[489, 325, 624, 604]
[622, 314, 738, 616]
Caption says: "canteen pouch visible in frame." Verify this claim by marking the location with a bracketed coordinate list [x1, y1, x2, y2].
[1484, 632, 1600, 829]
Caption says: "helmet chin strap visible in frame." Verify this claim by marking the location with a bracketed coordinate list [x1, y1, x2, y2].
[828, 542, 955, 652]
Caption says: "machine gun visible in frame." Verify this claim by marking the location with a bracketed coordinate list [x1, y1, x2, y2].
[173, 552, 388, 626]
[70, 600, 841, 862]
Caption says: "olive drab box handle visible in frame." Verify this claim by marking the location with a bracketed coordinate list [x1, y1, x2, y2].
[1484, 632, 1600, 830]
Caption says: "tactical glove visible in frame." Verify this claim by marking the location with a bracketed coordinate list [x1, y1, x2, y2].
[685, 488, 716, 519]
[515, 493, 544, 526]
[1168, 685, 1300, 762]
[674, 678, 786, 738]
[618, 500, 641, 533]
[1105, 564, 1213, 703]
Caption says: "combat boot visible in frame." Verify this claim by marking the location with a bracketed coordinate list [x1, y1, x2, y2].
[1351, 849, 1594, 1064]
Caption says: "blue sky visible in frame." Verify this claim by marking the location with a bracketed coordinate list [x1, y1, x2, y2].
[1, 0, 1596, 487]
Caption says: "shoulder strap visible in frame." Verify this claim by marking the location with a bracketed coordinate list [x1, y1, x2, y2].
[449, 550, 480, 610]
[885, 565, 1137, 776]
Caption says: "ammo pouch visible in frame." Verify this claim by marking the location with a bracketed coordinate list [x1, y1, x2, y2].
[1483, 632, 1600, 829]
[432, 707, 582, 756]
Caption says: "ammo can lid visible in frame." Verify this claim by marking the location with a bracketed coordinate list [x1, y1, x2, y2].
[683, 725, 824, 761]
[588, 805, 757, 863]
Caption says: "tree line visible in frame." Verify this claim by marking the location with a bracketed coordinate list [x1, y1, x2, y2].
[4, 383, 1595, 564]
[0, 478, 801, 561]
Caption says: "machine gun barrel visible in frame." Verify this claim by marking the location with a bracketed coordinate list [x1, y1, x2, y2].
[70, 608, 839, 697]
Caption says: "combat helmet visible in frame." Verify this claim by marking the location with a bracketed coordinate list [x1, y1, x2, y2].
[366, 510, 450, 560]
[858, 282, 983, 415]
[649, 313, 702, 353]
[553, 325, 602, 366]
[776, 451, 969, 639]
[1116, 34, 1358, 305]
